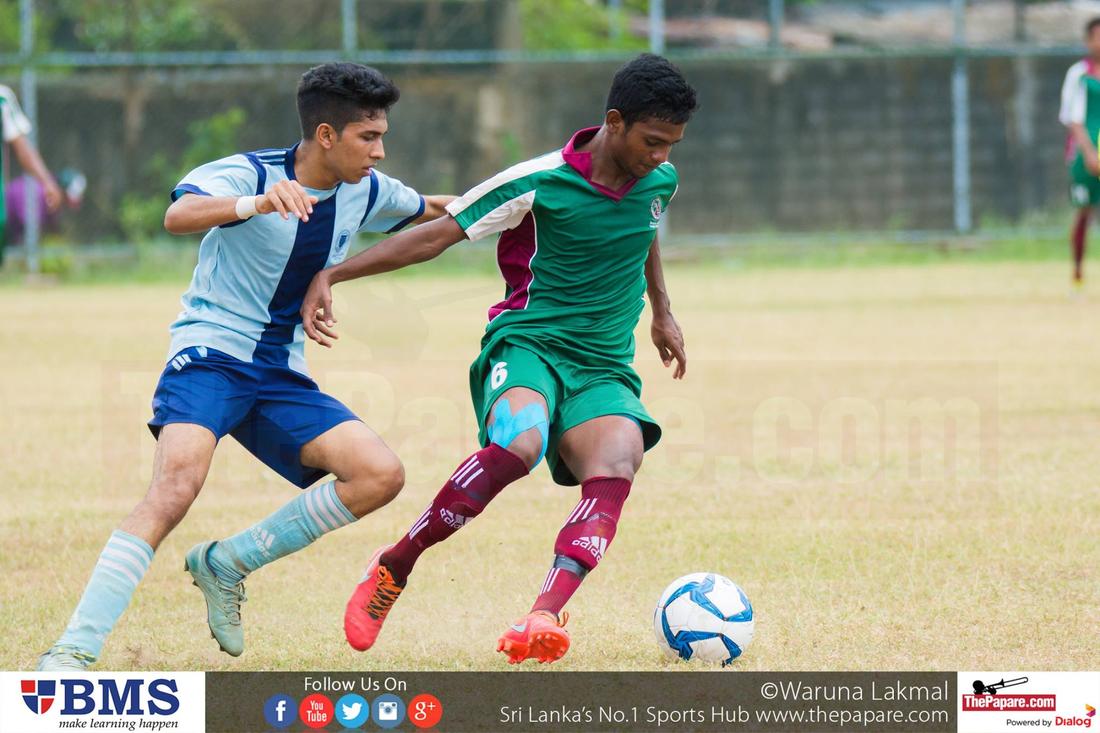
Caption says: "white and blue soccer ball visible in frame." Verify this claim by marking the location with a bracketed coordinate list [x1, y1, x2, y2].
[653, 572, 754, 666]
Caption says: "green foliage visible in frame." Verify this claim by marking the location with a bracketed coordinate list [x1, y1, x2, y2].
[176, 106, 248, 174]
[519, 0, 645, 51]
[0, 0, 56, 54]
[0, 0, 19, 53]
[56, 0, 215, 52]
[119, 107, 247, 243]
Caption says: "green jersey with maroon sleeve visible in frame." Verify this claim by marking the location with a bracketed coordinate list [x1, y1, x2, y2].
[445, 126, 678, 368]
[446, 127, 678, 485]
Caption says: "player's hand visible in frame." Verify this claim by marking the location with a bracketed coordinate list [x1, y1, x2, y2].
[43, 178, 64, 212]
[652, 311, 686, 379]
[301, 272, 339, 347]
[1088, 155, 1100, 177]
[257, 179, 318, 222]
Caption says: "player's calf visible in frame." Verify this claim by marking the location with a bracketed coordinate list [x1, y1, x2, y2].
[345, 434, 535, 652]
[495, 477, 631, 665]
[197, 480, 361, 655]
[379, 397, 548, 583]
[37, 431, 210, 669]
[380, 442, 530, 583]
[533, 476, 632, 615]
[38, 529, 156, 669]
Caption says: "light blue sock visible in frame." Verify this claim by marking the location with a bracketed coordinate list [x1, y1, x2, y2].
[56, 530, 154, 659]
[207, 480, 357, 585]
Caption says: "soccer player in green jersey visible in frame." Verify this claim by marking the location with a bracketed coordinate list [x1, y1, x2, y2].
[1059, 17, 1100, 290]
[300, 54, 697, 664]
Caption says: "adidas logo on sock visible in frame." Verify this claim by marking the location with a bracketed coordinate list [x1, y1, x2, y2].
[251, 527, 275, 555]
[571, 536, 608, 561]
[439, 508, 471, 529]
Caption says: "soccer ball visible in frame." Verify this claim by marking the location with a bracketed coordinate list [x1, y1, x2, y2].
[653, 572, 754, 666]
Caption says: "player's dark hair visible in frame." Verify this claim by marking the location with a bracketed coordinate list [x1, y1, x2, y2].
[1087, 17, 1100, 37]
[606, 53, 697, 127]
[297, 63, 400, 138]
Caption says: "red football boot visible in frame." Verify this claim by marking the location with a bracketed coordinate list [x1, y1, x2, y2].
[344, 545, 405, 652]
[496, 610, 570, 664]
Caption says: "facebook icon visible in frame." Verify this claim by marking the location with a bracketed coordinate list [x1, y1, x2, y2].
[264, 694, 296, 730]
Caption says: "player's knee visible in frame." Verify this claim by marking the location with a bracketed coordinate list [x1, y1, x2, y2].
[365, 453, 406, 507]
[145, 474, 202, 523]
[336, 452, 405, 518]
[498, 428, 544, 470]
[488, 399, 549, 469]
[591, 454, 642, 482]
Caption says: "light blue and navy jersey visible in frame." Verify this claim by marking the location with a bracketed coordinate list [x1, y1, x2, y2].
[168, 143, 425, 374]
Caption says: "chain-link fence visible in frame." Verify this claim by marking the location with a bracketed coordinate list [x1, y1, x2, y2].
[1, 0, 1096, 272]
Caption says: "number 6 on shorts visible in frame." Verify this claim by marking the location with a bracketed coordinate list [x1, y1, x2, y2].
[491, 361, 508, 390]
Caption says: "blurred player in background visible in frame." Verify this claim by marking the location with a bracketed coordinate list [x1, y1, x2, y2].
[36, 63, 454, 670]
[5, 168, 86, 244]
[0, 84, 63, 266]
[1059, 17, 1100, 291]
[301, 53, 696, 665]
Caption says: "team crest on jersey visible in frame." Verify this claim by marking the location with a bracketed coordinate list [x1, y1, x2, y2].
[650, 197, 663, 228]
[335, 229, 351, 256]
[334, 230, 351, 259]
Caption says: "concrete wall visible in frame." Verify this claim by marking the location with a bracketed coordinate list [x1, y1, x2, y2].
[10, 54, 1080, 241]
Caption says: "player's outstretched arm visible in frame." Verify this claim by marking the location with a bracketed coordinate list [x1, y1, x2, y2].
[645, 234, 687, 379]
[413, 195, 458, 225]
[300, 214, 467, 347]
[163, 180, 319, 234]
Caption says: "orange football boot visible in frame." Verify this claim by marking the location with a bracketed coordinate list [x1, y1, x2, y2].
[344, 545, 404, 651]
[496, 610, 570, 664]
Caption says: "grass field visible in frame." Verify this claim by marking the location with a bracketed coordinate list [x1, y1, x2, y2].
[1, 256, 1097, 671]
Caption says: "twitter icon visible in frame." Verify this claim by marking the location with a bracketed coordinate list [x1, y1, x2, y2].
[335, 693, 370, 729]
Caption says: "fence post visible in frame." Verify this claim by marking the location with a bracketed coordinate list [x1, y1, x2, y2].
[649, 0, 665, 55]
[952, 0, 973, 233]
[19, 0, 39, 274]
[769, 0, 784, 49]
[610, 0, 623, 42]
[341, 0, 357, 56]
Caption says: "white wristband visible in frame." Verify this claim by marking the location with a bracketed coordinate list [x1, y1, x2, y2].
[234, 195, 259, 220]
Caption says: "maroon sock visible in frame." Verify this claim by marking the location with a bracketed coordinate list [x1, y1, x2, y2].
[1073, 209, 1089, 281]
[531, 476, 631, 615]
[381, 444, 528, 583]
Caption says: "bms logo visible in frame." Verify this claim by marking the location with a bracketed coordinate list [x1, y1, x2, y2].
[21, 680, 56, 714]
[20, 678, 180, 716]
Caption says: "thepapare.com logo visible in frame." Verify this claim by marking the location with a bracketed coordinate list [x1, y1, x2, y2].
[19, 677, 180, 716]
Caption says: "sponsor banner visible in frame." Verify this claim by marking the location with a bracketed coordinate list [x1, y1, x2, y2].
[0, 672, 205, 733]
[958, 672, 1100, 733]
[206, 671, 955, 732]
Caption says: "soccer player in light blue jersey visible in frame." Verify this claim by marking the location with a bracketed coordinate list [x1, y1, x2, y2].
[37, 63, 454, 670]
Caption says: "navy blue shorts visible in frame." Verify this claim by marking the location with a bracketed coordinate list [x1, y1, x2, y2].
[148, 345, 359, 488]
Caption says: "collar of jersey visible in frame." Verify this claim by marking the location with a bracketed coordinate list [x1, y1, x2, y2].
[283, 141, 342, 201]
[562, 126, 639, 202]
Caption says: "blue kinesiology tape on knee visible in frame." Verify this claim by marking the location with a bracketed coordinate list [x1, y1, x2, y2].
[488, 399, 549, 465]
